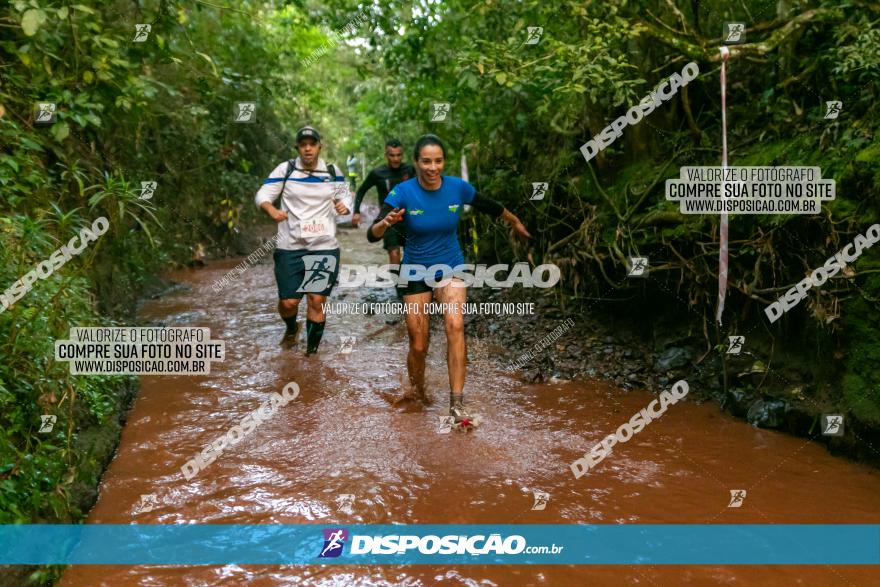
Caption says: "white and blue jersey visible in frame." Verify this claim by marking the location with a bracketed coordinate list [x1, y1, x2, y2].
[255, 157, 348, 251]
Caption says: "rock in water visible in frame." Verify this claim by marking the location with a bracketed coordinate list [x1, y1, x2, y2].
[746, 399, 787, 428]
[654, 347, 692, 371]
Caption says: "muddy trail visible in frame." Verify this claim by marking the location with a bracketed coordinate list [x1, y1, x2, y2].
[60, 226, 880, 586]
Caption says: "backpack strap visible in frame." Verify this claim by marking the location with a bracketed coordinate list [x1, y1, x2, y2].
[278, 160, 340, 208]
[286, 159, 337, 182]
[280, 159, 297, 190]
[277, 159, 297, 213]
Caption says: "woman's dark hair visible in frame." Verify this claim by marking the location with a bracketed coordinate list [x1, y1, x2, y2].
[413, 134, 446, 160]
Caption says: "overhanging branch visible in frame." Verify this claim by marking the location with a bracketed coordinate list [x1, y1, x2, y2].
[635, 7, 841, 63]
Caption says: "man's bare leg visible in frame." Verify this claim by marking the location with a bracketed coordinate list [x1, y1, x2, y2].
[306, 294, 326, 322]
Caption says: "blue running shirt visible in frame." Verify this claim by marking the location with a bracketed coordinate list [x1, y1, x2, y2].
[384, 176, 476, 268]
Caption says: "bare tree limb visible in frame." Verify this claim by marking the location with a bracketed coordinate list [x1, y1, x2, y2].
[635, 7, 842, 62]
[662, 0, 691, 35]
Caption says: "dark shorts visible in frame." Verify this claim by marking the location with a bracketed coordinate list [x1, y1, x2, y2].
[273, 248, 340, 299]
[398, 279, 433, 297]
[381, 222, 406, 251]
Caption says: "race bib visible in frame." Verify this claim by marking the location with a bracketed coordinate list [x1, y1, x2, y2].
[300, 216, 332, 238]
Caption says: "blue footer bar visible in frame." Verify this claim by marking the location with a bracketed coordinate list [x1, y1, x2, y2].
[1, 524, 878, 565]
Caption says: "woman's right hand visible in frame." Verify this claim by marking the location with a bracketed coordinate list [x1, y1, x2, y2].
[383, 208, 405, 226]
[270, 208, 288, 223]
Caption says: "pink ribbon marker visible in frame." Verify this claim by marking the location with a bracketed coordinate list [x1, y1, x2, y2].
[717, 46, 731, 325]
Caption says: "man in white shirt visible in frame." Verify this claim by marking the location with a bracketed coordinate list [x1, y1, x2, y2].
[255, 126, 350, 354]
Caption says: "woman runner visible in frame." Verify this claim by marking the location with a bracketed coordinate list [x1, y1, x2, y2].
[367, 134, 530, 424]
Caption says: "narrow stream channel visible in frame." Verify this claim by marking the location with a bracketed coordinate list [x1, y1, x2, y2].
[60, 226, 880, 586]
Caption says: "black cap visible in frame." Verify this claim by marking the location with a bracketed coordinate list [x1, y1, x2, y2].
[296, 126, 321, 143]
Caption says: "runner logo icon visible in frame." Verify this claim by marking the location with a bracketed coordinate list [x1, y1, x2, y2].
[319, 528, 349, 558]
[133, 23, 151, 42]
[627, 256, 649, 277]
[132, 493, 160, 515]
[531, 491, 549, 511]
[724, 22, 745, 43]
[299, 254, 338, 293]
[35, 102, 56, 124]
[824, 101, 842, 120]
[336, 494, 355, 513]
[140, 181, 157, 200]
[728, 489, 747, 508]
[525, 27, 543, 45]
[822, 414, 844, 436]
[530, 182, 548, 201]
[38, 415, 57, 433]
[437, 415, 455, 434]
[340, 336, 356, 354]
[234, 102, 256, 123]
[430, 102, 450, 122]
[727, 336, 744, 354]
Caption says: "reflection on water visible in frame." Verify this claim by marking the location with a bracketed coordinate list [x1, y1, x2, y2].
[61, 226, 880, 586]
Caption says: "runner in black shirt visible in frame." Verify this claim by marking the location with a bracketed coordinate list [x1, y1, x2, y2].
[352, 139, 415, 266]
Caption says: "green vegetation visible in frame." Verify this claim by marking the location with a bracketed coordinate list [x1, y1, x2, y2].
[1, 0, 879, 556]
[0, 0, 367, 535]
[330, 0, 879, 424]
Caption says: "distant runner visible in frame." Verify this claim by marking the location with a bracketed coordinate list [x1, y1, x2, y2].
[367, 134, 530, 427]
[352, 139, 415, 266]
[254, 126, 350, 355]
[346, 153, 359, 192]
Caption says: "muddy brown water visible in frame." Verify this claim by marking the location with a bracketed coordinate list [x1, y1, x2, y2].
[60, 227, 880, 586]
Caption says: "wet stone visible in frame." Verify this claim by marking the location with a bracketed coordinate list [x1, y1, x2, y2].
[655, 346, 692, 371]
[747, 399, 787, 428]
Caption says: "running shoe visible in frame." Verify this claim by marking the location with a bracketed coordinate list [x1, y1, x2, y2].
[392, 375, 429, 406]
[280, 321, 301, 347]
[415, 386, 432, 406]
[449, 394, 470, 423]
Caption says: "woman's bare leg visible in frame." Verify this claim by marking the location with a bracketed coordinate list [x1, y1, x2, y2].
[402, 291, 432, 399]
[436, 279, 467, 397]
